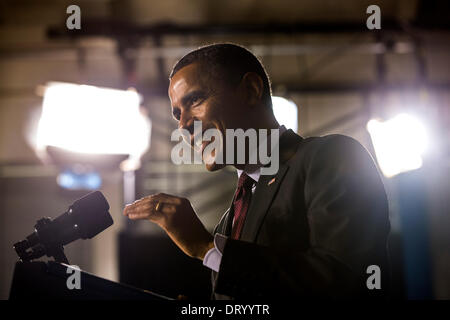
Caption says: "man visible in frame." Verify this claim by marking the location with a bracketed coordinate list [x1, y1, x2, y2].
[123, 43, 391, 299]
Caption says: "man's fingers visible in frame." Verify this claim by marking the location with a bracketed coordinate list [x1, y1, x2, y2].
[141, 193, 183, 206]
[124, 202, 170, 221]
[154, 193, 184, 205]
[128, 212, 151, 219]
[126, 202, 151, 213]
[158, 203, 177, 214]
[124, 193, 183, 216]
[124, 203, 146, 216]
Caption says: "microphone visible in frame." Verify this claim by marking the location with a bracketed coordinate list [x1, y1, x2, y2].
[13, 191, 114, 264]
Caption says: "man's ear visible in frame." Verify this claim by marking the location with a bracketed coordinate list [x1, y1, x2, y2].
[239, 72, 264, 106]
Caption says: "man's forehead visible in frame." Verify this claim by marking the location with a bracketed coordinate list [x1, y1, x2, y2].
[169, 63, 204, 100]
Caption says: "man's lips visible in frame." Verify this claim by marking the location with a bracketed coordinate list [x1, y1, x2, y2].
[190, 131, 204, 150]
[193, 138, 213, 154]
[190, 132, 217, 155]
[200, 141, 210, 154]
[190, 128, 212, 149]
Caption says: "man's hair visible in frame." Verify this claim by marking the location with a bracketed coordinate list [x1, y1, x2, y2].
[169, 43, 272, 108]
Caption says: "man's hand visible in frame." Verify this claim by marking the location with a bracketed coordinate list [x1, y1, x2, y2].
[123, 193, 214, 260]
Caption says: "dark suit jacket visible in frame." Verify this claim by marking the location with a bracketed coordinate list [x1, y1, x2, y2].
[211, 129, 390, 299]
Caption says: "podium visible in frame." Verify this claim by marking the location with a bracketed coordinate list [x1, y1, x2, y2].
[9, 261, 172, 300]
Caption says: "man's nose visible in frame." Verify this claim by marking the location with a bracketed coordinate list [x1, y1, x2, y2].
[179, 113, 195, 136]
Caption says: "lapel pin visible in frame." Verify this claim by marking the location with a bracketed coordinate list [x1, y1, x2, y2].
[268, 177, 276, 186]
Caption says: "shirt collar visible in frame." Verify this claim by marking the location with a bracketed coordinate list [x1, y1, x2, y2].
[236, 125, 287, 182]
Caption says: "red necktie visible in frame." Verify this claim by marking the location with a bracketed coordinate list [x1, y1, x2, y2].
[231, 172, 255, 239]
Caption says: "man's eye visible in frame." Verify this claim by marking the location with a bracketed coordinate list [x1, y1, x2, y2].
[190, 96, 204, 106]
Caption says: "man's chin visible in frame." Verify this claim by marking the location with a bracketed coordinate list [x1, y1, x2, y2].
[205, 162, 226, 172]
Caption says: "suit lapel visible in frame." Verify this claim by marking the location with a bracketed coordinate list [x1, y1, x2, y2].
[240, 129, 303, 242]
[223, 207, 234, 236]
[240, 163, 289, 242]
[215, 196, 235, 236]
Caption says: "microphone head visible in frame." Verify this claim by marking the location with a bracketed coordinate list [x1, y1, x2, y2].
[69, 191, 113, 239]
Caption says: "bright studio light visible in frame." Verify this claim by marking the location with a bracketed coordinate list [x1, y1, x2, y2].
[367, 113, 428, 178]
[272, 96, 298, 132]
[36, 82, 151, 169]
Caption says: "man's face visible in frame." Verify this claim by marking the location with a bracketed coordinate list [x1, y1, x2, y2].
[168, 63, 245, 171]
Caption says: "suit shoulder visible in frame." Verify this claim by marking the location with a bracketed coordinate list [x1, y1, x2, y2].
[294, 134, 375, 168]
[302, 134, 365, 151]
